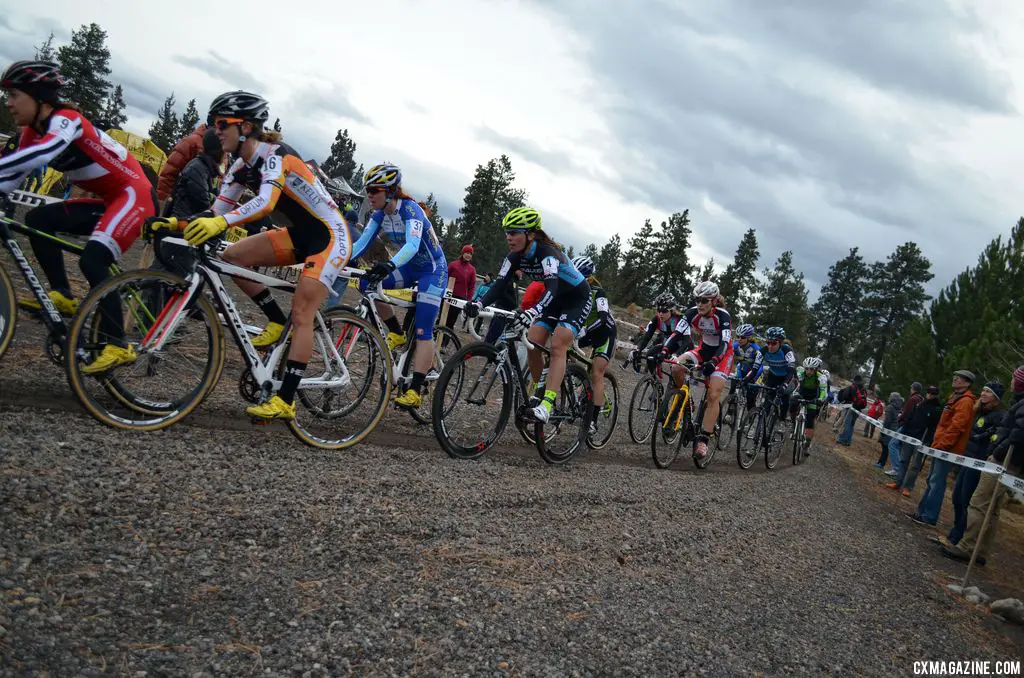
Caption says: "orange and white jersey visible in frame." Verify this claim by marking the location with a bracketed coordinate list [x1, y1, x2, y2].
[213, 141, 347, 235]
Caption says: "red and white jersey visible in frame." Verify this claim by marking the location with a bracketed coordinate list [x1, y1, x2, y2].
[676, 306, 733, 349]
[0, 108, 149, 200]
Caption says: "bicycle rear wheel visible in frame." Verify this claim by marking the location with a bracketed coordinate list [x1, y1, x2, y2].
[717, 393, 739, 451]
[628, 375, 662, 444]
[65, 270, 225, 431]
[535, 362, 590, 464]
[652, 389, 686, 469]
[0, 265, 16, 363]
[409, 325, 461, 425]
[736, 410, 760, 470]
[432, 341, 512, 459]
[286, 311, 392, 450]
[587, 370, 619, 450]
[764, 410, 784, 470]
[792, 414, 806, 464]
[692, 394, 719, 469]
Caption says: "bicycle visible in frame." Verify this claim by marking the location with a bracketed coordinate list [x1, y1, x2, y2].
[0, 190, 128, 365]
[736, 383, 788, 470]
[623, 351, 672, 445]
[789, 395, 810, 465]
[63, 222, 392, 449]
[650, 356, 723, 470]
[431, 303, 592, 464]
[329, 272, 460, 425]
[717, 376, 745, 452]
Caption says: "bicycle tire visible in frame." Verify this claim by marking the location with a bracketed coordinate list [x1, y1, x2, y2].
[717, 393, 739, 451]
[736, 410, 760, 470]
[652, 388, 686, 469]
[628, 375, 662, 444]
[764, 408, 783, 470]
[65, 269, 225, 431]
[0, 264, 17, 363]
[286, 311, 393, 450]
[692, 389, 720, 469]
[792, 414, 805, 465]
[409, 325, 461, 425]
[587, 370, 619, 450]
[535, 362, 590, 464]
[432, 341, 512, 459]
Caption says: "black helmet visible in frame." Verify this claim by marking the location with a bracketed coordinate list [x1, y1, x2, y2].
[207, 90, 269, 125]
[1, 60, 65, 104]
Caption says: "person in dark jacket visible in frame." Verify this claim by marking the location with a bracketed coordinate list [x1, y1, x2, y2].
[835, 375, 867, 445]
[943, 367, 1024, 564]
[165, 128, 223, 219]
[888, 385, 944, 495]
[875, 392, 902, 470]
[942, 382, 1005, 546]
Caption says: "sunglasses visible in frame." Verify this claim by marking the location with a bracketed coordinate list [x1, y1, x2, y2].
[365, 186, 387, 195]
[505, 229, 528, 235]
[213, 117, 244, 131]
[695, 297, 712, 304]
[767, 339, 781, 344]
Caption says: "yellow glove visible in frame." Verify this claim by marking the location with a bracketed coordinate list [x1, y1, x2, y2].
[183, 215, 228, 246]
[143, 216, 179, 240]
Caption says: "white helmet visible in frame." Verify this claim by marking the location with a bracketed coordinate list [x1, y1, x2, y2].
[802, 356, 823, 370]
[572, 255, 595, 277]
[692, 281, 719, 299]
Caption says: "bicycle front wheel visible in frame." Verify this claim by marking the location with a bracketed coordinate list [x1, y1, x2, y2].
[535, 362, 591, 464]
[792, 415, 806, 465]
[736, 410, 760, 470]
[764, 410, 784, 470]
[652, 389, 686, 469]
[0, 264, 16, 363]
[717, 394, 739, 451]
[587, 370, 619, 450]
[65, 269, 225, 431]
[628, 375, 662, 444]
[285, 311, 392, 450]
[692, 395, 718, 470]
[432, 341, 513, 459]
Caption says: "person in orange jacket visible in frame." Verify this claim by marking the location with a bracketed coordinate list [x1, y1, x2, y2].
[156, 121, 208, 207]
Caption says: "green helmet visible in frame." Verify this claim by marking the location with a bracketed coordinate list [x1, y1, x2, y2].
[502, 207, 542, 231]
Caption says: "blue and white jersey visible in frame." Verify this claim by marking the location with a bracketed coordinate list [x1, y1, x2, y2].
[351, 199, 446, 270]
[734, 340, 762, 379]
[752, 343, 797, 378]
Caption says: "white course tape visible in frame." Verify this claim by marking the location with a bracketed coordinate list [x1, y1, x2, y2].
[836, 403, 1021, 489]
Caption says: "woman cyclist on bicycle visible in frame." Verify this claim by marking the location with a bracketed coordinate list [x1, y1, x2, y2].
[466, 207, 591, 423]
[660, 281, 734, 459]
[0, 60, 155, 373]
[792, 356, 828, 448]
[629, 292, 680, 373]
[157, 90, 354, 420]
[346, 163, 448, 409]
[745, 326, 798, 420]
[572, 254, 617, 435]
[731, 323, 762, 413]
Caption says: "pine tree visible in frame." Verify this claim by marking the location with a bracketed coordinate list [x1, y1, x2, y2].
[566, 245, 576, 259]
[56, 23, 112, 120]
[34, 32, 57, 61]
[718, 228, 760, 318]
[273, 118, 282, 133]
[596, 233, 622, 299]
[861, 242, 934, 384]
[809, 247, 869, 374]
[99, 84, 127, 129]
[178, 98, 200, 139]
[350, 163, 364, 190]
[880, 315, 944, 390]
[454, 155, 527, 273]
[148, 93, 180, 154]
[617, 219, 656, 306]
[652, 210, 695, 303]
[697, 258, 716, 285]
[422, 193, 449, 256]
[748, 250, 810, 353]
[321, 129, 358, 181]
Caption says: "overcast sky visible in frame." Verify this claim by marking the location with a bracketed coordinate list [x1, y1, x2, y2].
[2, 0, 1023, 295]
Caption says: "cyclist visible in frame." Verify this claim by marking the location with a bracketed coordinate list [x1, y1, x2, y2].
[729, 322, 762, 418]
[660, 281, 734, 459]
[746, 326, 797, 422]
[0, 60, 156, 373]
[157, 90, 354, 420]
[572, 255, 617, 435]
[628, 292, 681, 373]
[342, 163, 448, 409]
[792, 356, 828, 449]
[466, 207, 590, 423]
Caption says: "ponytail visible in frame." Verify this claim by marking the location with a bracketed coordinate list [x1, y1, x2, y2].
[533, 228, 561, 251]
[257, 129, 282, 143]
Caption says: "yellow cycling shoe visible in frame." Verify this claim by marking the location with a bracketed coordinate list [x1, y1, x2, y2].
[251, 322, 285, 348]
[246, 395, 296, 420]
[19, 290, 79, 316]
[81, 344, 137, 375]
[386, 331, 407, 352]
[395, 388, 422, 408]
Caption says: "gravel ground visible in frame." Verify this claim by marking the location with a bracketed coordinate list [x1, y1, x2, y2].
[2, 239, 1021, 675]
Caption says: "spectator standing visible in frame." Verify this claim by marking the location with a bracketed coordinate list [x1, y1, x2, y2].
[835, 374, 867, 446]
[165, 128, 223, 219]
[445, 244, 477, 330]
[875, 392, 903, 471]
[940, 381, 1005, 547]
[887, 382, 924, 472]
[157, 121, 209, 209]
[908, 370, 977, 526]
[865, 391, 884, 438]
[888, 385, 943, 496]
[942, 366, 1024, 564]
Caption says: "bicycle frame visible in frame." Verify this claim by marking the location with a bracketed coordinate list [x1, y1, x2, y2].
[145, 236, 350, 394]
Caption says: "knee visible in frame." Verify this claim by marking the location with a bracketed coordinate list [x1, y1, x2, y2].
[79, 241, 115, 286]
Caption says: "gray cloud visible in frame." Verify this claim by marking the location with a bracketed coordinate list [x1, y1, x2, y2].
[294, 83, 371, 126]
[171, 50, 263, 94]
[476, 125, 576, 174]
[528, 0, 1013, 292]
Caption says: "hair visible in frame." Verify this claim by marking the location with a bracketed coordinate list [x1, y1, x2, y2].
[588, 274, 602, 287]
[256, 128, 282, 143]
[713, 294, 727, 309]
[395, 187, 433, 218]
[54, 101, 80, 112]
[530, 228, 561, 250]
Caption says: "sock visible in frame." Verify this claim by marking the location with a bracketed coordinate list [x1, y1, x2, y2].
[278, 359, 306, 404]
[588, 402, 599, 423]
[253, 289, 287, 325]
[542, 389, 557, 410]
[385, 316, 402, 335]
[410, 371, 426, 392]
